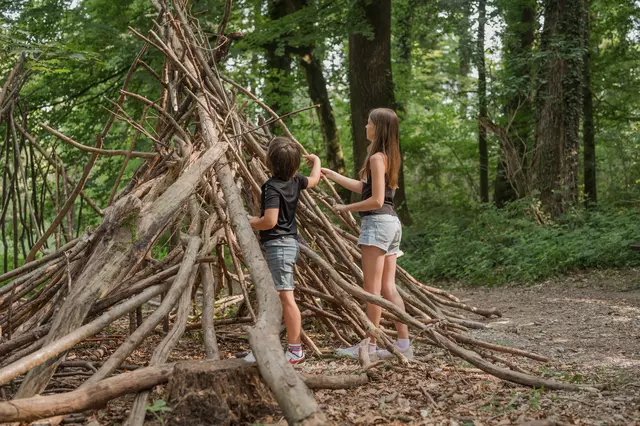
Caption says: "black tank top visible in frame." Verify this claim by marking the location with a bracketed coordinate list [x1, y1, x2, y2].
[360, 173, 396, 217]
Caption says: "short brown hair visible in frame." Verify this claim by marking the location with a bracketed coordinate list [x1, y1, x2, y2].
[266, 136, 301, 180]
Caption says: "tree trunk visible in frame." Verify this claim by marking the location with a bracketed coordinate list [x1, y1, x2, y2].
[264, 0, 295, 131]
[477, 0, 489, 203]
[349, 0, 408, 214]
[583, 0, 596, 205]
[457, 0, 473, 77]
[349, 0, 395, 175]
[533, 0, 584, 217]
[165, 359, 278, 425]
[299, 49, 346, 177]
[392, 0, 414, 225]
[494, 0, 536, 206]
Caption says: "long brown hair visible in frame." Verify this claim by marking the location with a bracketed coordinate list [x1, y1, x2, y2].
[359, 108, 400, 189]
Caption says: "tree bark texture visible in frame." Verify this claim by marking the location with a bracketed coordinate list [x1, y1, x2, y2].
[494, 0, 536, 205]
[533, 0, 584, 216]
[348, 0, 395, 176]
[477, 0, 489, 202]
[583, 0, 597, 204]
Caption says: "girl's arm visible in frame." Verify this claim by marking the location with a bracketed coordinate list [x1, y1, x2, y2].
[321, 168, 363, 194]
[303, 154, 322, 188]
[336, 154, 385, 213]
[248, 208, 278, 230]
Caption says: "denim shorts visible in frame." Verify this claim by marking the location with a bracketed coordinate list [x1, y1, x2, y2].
[263, 237, 299, 291]
[358, 214, 403, 257]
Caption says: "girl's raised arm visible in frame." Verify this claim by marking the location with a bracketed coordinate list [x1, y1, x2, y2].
[321, 168, 363, 194]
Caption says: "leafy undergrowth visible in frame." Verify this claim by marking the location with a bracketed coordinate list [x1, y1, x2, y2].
[400, 201, 640, 286]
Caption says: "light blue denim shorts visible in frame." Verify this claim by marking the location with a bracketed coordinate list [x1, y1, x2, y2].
[263, 237, 299, 291]
[358, 214, 403, 257]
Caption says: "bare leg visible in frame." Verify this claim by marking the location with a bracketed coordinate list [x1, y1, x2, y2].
[361, 245, 386, 344]
[279, 290, 301, 345]
[380, 254, 409, 340]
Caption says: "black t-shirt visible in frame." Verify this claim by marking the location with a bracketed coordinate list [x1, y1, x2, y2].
[259, 173, 308, 243]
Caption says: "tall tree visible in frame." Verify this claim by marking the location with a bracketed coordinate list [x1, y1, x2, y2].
[288, 0, 346, 176]
[264, 0, 295, 130]
[349, 0, 407, 212]
[391, 0, 415, 224]
[457, 0, 473, 77]
[494, 0, 536, 206]
[583, 0, 596, 204]
[533, 0, 584, 216]
[477, 0, 488, 202]
[298, 49, 346, 176]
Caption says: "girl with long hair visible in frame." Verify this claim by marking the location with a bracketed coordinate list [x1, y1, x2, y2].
[322, 108, 411, 359]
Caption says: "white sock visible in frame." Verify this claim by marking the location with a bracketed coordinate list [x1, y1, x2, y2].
[368, 343, 377, 353]
[396, 339, 410, 350]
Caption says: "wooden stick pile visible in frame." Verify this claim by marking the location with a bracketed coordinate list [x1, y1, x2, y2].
[0, 1, 595, 424]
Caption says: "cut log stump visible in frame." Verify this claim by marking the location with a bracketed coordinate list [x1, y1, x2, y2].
[165, 359, 278, 425]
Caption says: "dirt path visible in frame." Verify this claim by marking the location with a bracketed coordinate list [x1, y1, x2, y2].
[307, 270, 640, 425]
[462, 269, 640, 376]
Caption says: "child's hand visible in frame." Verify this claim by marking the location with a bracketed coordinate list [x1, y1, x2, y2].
[303, 154, 320, 167]
[247, 214, 256, 223]
[334, 204, 349, 214]
[321, 167, 333, 177]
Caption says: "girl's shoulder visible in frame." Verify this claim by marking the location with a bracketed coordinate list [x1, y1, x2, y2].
[369, 152, 387, 168]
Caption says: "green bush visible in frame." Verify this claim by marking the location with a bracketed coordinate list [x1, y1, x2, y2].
[399, 200, 640, 286]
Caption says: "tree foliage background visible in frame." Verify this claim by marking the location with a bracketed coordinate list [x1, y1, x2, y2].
[1, 0, 639, 284]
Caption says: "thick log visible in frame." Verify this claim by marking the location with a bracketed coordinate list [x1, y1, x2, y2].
[0, 364, 174, 423]
[217, 156, 325, 426]
[301, 373, 368, 390]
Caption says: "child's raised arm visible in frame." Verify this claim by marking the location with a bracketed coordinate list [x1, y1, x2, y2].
[303, 154, 322, 189]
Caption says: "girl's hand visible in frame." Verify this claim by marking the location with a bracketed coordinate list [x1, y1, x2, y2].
[247, 214, 256, 223]
[303, 154, 320, 167]
[321, 168, 334, 178]
[334, 204, 350, 214]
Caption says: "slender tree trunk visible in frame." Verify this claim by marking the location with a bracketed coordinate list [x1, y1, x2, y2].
[458, 0, 473, 77]
[583, 0, 596, 205]
[494, 0, 536, 206]
[264, 0, 294, 132]
[533, 0, 584, 216]
[477, 0, 489, 202]
[299, 49, 346, 177]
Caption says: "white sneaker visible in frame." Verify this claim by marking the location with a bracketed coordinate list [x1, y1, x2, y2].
[243, 351, 256, 362]
[375, 343, 414, 360]
[335, 344, 377, 360]
[285, 350, 305, 365]
[244, 350, 305, 365]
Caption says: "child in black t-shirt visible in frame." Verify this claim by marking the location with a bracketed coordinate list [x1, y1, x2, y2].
[247, 136, 321, 364]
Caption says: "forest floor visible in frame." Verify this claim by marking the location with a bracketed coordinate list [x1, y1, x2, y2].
[43, 268, 639, 426]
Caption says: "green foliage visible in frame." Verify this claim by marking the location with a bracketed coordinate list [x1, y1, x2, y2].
[2, 0, 640, 285]
[400, 200, 640, 286]
[146, 399, 172, 426]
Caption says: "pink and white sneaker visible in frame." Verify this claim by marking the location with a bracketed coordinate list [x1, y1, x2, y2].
[286, 350, 305, 365]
